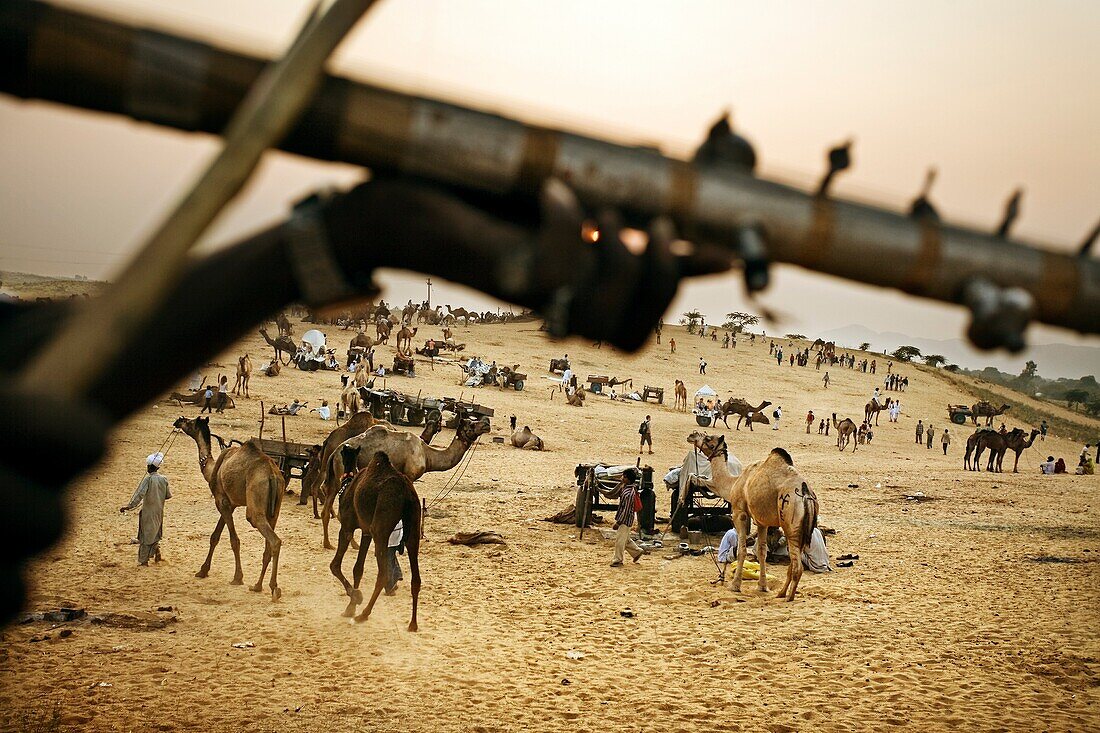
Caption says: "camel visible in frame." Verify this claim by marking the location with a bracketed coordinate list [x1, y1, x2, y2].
[329, 450, 422, 630]
[674, 380, 688, 411]
[301, 412, 379, 514]
[832, 413, 858, 452]
[320, 417, 492, 548]
[375, 320, 392, 344]
[401, 302, 418, 325]
[442, 327, 453, 342]
[967, 428, 1024, 472]
[1003, 428, 1040, 473]
[565, 388, 586, 407]
[339, 380, 363, 422]
[396, 326, 418, 354]
[420, 411, 442, 445]
[170, 390, 236, 411]
[716, 398, 771, 431]
[510, 426, 545, 450]
[687, 433, 820, 601]
[259, 327, 295, 365]
[971, 401, 1011, 427]
[173, 417, 284, 600]
[864, 396, 893, 426]
[349, 331, 374, 351]
[231, 354, 251, 398]
[276, 312, 293, 339]
[417, 306, 442, 325]
[445, 305, 473, 326]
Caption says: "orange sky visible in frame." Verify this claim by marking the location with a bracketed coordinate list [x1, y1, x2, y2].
[1, 0, 1097, 363]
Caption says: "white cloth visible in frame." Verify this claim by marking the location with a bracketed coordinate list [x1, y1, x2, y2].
[146, 452, 164, 468]
[317, 405, 331, 420]
[801, 528, 831, 573]
[388, 520, 404, 548]
[718, 528, 739, 563]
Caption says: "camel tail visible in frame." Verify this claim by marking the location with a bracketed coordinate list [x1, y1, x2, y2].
[267, 474, 280, 518]
[799, 482, 819, 546]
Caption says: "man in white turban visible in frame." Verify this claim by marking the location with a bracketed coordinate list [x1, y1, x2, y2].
[119, 453, 172, 565]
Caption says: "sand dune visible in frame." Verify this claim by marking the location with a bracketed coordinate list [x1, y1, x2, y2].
[2, 308, 1098, 732]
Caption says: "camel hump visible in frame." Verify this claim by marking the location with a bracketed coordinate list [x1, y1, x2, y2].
[369, 450, 392, 468]
[770, 447, 794, 465]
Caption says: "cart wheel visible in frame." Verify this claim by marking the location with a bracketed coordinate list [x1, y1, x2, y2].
[574, 480, 592, 528]
[406, 406, 426, 426]
[695, 414, 711, 427]
[390, 403, 405, 425]
[952, 412, 967, 425]
[513, 380, 524, 391]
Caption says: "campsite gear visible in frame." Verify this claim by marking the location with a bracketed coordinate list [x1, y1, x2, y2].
[692, 385, 720, 427]
[572, 464, 655, 532]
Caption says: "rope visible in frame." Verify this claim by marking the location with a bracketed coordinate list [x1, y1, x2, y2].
[425, 436, 481, 510]
[152, 425, 182, 461]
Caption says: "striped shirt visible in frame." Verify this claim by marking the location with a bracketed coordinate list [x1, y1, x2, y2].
[615, 485, 638, 527]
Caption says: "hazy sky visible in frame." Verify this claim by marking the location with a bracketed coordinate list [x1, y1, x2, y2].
[1, 0, 1097, 364]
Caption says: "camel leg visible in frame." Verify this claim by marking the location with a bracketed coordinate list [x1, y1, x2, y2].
[223, 511, 244, 585]
[729, 513, 750, 593]
[322, 490, 337, 550]
[354, 541, 389, 624]
[249, 515, 282, 601]
[329, 525, 359, 616]
[350, 531, 372, 611]
[756, 526, 768, 593]
[195, 516, 226, 578]
[783, 536, 804, 602]
[406, 518, 421, 632]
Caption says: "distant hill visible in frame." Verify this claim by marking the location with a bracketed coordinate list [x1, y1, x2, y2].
[818, 324, 1100, 380]
[0, 270, 106, 300]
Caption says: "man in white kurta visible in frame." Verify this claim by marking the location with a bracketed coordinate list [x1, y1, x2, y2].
[120, 453, 172, 565]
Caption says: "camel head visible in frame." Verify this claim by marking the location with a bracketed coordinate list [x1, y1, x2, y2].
[173, 416, 210, 443]
[687, 431, 726, 459]
[457, 417, 492, 444]
[302, 444, 324, 493]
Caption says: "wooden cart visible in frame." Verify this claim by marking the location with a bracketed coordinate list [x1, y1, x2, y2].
[947, 404, 973, 425]
[641, 385, 664, 404]
[572, 463, 656, 534]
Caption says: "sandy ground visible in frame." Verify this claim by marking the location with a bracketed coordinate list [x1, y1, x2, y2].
[2, 310, 1098, 732]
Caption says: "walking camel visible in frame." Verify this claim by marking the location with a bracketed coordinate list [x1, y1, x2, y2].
[832, 413, 858, 452]
[1003, 428, 1040, 472]
[259, 327, 295, 365]
[673, 380, 688, 411]
[320, 417, 492, 548]
[375, 320, 392, 344]
[330, 450, 422, 630]
[396, 326, 418, 354]
[686, 432, 820, 601]
[715, 398, 771, 430]
[302, 412, 379, 513]
[174, 417, 284, 600]
[232, 354, 252, 398]
[864, 397, 892, 426]
[276, 312, 293, 339]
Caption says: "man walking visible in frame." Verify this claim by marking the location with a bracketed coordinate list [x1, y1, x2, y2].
[120, 453, 172, 566]
[699, 357, 707, 375]
[638, 415, 653, 455]
[772, 405, 782, 430]
[384, 520, 404, 595]
[822, 371, 830, 389]
[610, 470, 643, 567]
[1040, 420, 1048, 441]
[669, 337, 676, 354]
[200, 384, 215, 414]
[915, 420, 924, 445]
[927, 425, 935, 449]
[941, 428, 951, 455]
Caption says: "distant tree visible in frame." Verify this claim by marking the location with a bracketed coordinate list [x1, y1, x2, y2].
[1087, 398, 1100, 417]
[1020, 360, 1039, 379]
[722, 312, 760, 333]
[1081, 375, 1097, 388]
[858, 342, 871, 351]
[785, 333, 807, 341]
[891, 345, 922, 362]
[681, 309, 703, 334]
[922, 354, 946, 368]
[944, 364, 961, 373]
[1065, 388, 1091, 412]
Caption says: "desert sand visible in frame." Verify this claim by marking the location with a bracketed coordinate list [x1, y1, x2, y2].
[2, 300, 1098, 732]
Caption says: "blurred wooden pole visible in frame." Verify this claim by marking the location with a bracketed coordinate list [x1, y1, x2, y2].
[14, 0, 381, 397]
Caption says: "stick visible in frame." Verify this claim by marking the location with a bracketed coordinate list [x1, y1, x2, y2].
[16, 0, 381, 397]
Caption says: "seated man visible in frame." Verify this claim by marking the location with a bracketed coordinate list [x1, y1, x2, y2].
[716, 527, 739, 581]
[1040, 456, 1056, 474]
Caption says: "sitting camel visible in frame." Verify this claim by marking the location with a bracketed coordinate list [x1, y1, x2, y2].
[329, 450, 422, 630]
[715, 398, 771, 431]
[170, 390, 236, 411]
[174, 417, 284, 600]
[232, 354, 251, 398]
[565, 388, 586, 407]
[673, 380, 688, 411]
[395, 326, 418, 354]
[510, 426, 545, 450]
[687, 432, 820, 601]
[864, 397, 892, 426]
[832, 413, 857, 452]
[321, 417, 491, 548]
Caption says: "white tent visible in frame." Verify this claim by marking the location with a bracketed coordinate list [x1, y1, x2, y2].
[694, 385, 718, 398]
[301, 329, 326, 353]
